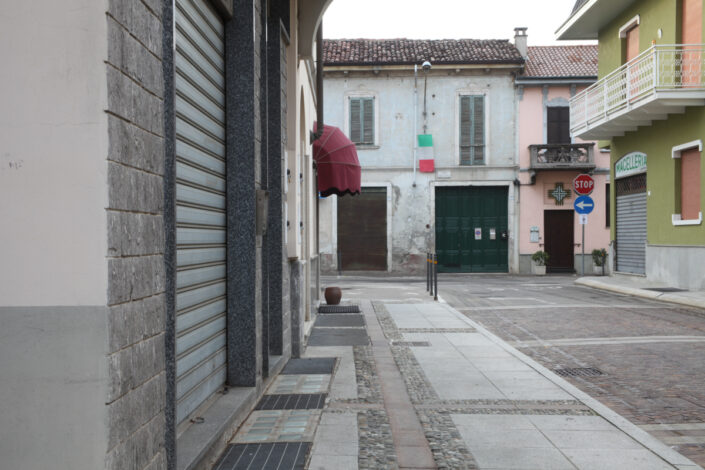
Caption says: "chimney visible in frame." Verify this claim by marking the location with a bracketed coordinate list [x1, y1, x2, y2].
[514, 27, 528, 59]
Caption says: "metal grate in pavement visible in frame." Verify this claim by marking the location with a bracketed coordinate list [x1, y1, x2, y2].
[308, 327, 369, 346]
[645, 287, 688, 293]
[553, 367, 604, 378]
[214, 442, 310, 470]
[318, 305, 360, 313]
[315, 314, 365, 327]
[392, 341, 431, 347]
[281, 358, 337, 375]
[255, 394, 327, 410]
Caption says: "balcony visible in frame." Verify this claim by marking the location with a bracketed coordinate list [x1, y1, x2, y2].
[570, 45, 705, 140]
[529, 143, 595, 171]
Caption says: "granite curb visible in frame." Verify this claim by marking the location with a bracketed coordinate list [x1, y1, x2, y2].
[575, 277, 705, 310]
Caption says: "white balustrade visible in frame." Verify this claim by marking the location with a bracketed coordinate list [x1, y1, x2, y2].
[570, 45, 705, 135]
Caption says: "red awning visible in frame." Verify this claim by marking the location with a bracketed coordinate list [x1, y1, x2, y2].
[313, 124, 361, 197]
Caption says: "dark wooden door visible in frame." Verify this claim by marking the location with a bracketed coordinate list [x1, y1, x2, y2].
[436, 186, 508, 273]
[337, 187, 387, 270]
[544, 210, 574, 273]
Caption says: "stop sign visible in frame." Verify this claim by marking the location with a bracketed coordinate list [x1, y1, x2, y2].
[573, 174, 595, 195]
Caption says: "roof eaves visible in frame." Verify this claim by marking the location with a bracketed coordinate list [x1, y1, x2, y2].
[324, 59, 525, 67]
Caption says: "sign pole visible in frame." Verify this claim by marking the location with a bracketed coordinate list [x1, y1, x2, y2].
[582, 223, 585, 276]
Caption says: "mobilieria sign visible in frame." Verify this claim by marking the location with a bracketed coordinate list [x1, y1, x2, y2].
[615, 152, 647, 179]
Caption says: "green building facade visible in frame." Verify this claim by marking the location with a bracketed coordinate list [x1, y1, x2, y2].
[559, 0, 705, 290]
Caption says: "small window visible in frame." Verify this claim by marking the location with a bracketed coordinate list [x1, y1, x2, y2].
[459, 95, 485, 165]
[349, 97, 374, 145]
[547, 106, 570, 144]
[680, 147, 702, 220]
[672, 141, 702, 225]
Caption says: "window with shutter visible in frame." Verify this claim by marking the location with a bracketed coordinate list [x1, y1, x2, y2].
[349, 97, 375, 145]
[459, 95, 485, 165]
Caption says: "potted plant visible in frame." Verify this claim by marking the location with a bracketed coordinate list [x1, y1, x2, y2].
[531, 250, 549, 275]
[592, 248, 607, 276]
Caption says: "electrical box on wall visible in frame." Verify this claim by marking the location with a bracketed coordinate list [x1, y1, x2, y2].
[530, 226, 540, 243]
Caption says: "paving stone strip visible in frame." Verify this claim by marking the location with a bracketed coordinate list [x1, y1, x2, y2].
[363, 300, 437, 469]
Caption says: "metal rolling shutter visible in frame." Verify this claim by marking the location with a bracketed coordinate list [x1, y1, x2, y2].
[616, 175, 647, 275]
[175, 0, 227, 425]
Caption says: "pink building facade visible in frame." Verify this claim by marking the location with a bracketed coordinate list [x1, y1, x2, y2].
[516, 43, 611, 274]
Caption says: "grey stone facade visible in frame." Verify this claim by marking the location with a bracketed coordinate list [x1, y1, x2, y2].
[106, 0, 167, 469]
[106, 0, 296, 468]
[1, 0, 306, 467]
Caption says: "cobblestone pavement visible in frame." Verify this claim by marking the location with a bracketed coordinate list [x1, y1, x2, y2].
[437, 274, 705, 467]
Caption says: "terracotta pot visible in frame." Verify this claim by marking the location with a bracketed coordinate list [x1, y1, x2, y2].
[324, 286, 342, 305]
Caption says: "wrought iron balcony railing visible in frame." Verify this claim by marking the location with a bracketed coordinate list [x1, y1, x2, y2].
[570, 45, 705, 139]
[529, 143, 595, 170]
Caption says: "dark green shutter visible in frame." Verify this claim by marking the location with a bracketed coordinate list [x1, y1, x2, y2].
[460, 97, 472, 164]
[362, 98, 374, 144]
[350, 97, 374, 144]
[350, 98, 361, 143]
[459, 95, 485, 165]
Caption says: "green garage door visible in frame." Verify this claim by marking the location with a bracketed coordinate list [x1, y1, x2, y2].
[436, 186, 508, 272]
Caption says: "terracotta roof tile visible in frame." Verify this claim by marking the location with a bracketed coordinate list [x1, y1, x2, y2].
[523, 45, 597, 78]
[323, 39, 524, 66]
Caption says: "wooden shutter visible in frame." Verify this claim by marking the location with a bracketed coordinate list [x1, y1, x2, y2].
[362, 98, 374, 144]
[681, 148, 701, 220]
[472, 96, 485, 164]
[350, 97, 374, 144]
[350, 98, 361, 143]
[460, 96, 472, 165]
[460, 96, 485, 165]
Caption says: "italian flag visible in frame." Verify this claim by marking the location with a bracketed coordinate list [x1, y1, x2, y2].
[418, 134, 434, 172]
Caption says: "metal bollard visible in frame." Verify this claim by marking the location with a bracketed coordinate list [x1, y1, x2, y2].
[426, 252, 430, 292]
[429, 253, 435, 297]
[433, 254, 438, 301]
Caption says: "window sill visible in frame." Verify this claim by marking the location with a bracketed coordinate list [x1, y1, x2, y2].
[672, 213, 703, 226]
[355, 144, 379, 150]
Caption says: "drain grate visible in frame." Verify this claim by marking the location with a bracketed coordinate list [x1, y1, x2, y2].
[645, 287, 688, 293]
[214, 442, 311, 469]
[392, 341, 431, 347]
[255, 393, 327, 410]
[318, 305, 360, 314]
[553, 367, 604, 378]
[281, 358, 337, 375]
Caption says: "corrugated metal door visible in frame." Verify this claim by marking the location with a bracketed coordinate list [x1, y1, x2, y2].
[337, 187, 387, 270]
[174, 0, 227, 425]
[616, 174, 647, 274]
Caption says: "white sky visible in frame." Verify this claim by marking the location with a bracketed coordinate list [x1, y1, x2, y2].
[323, 0, 592, 46]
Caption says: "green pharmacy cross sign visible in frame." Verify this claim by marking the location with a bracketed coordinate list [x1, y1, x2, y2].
[548, 183, 571, 206]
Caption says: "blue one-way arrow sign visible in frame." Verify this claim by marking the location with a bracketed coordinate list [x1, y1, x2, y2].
[574, 195, 595, 214]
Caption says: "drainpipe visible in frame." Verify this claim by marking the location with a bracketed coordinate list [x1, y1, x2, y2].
[413, 64, 418, 186]
[312, 24, 324, 142]
[313, 24, 323, 304]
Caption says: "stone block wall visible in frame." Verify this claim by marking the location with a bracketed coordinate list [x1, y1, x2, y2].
[105, 0, 167, 468]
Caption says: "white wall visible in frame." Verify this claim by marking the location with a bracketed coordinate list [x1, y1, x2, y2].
[322, 69, 519, 273]
[0, 3, 110, 469]
[0, 1, 109, 307]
